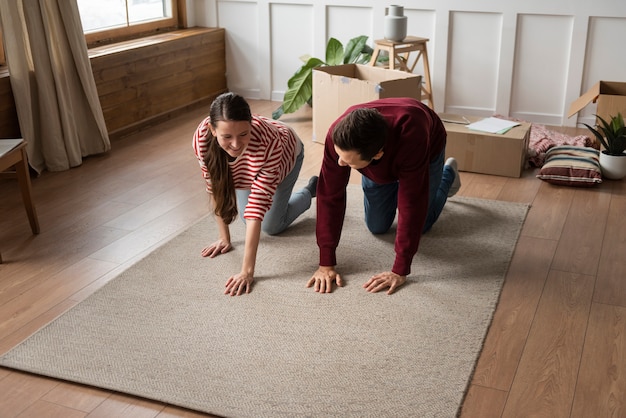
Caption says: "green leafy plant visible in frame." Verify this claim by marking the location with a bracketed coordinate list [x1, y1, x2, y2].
[272, 36, 384, 120]
[583, 113, 626, 156]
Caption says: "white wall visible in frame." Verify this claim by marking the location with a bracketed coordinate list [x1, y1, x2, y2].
[187, 0, 626, 127]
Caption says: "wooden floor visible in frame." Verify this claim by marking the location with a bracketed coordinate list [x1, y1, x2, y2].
[1, 100, 625, 417]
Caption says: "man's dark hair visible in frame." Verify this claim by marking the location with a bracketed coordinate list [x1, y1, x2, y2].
[332, 107, 388, 161]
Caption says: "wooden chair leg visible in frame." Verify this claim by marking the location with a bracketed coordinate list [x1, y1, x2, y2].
[15, 147, 40, 234]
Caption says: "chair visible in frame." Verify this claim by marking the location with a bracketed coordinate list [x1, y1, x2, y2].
[0, 138, 40, 263]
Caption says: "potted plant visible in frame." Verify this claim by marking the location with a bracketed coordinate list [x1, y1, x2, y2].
[583, 113, 626, 180]
[272, 36, 384, 120]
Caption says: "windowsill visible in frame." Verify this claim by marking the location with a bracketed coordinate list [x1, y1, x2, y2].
[87, 27, 219, 59]
[0, 27, 219, 75]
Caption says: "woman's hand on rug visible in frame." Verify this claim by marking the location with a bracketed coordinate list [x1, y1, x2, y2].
[306, 266, 344, 293]
[363, 272, 406, 295]
[224, 272, 253, 296]
[201, 239, 232, 258]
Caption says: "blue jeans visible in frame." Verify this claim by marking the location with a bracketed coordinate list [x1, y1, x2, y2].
[236, 142, 312, 235]
[362, 150, 455, 234]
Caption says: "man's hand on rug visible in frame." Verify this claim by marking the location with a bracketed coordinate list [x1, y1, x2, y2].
[224, 272, 253, 296]
[201, 239, 232, 258]
[363, 272, 406, 295]
[306, 266, 344, 293]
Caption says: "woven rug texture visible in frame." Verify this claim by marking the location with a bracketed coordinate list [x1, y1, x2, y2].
[0, 185, 528, 417]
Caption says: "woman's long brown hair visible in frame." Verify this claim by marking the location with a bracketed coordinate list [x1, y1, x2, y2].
[204, 92, 252, 224]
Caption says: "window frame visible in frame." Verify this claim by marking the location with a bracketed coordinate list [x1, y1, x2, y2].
[84, 0, 187, 48]
[0, 0, 187, 64]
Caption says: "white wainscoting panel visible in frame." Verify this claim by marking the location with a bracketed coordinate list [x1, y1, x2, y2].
[218, 1, 261, 99]
[326, 5, 373, 49]
[270, 3, 314, 102]
[510, 14, 574, 126]
[444, 11, 503, 116]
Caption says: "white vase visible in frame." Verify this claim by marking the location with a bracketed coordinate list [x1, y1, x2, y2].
[384, 5, 407, 42]
[599, 151, 626, 180]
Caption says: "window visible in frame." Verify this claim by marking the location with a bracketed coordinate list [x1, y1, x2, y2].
[77, 0, 184, 47]
[0, 1, 185, 67]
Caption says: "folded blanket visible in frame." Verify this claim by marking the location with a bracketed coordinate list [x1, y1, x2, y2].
[495, 115, 596, 167]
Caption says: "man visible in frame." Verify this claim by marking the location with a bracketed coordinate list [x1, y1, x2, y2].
[306, 97, 460, 295]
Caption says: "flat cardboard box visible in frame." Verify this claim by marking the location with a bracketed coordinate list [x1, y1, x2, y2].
[568, 81, 626, 122]
[312, 64, 421, 143]
[440, 114, 531, 178]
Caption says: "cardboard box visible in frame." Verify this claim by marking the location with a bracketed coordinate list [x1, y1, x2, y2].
[312, 64, 421, 143]
[568, 81, 626, 122]
[440, 114, 531, 178]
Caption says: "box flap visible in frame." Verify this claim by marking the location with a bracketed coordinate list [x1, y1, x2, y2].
[568, 81, 601, 118]
[598, 81, 626, 95]
[314, 64, 357, 77]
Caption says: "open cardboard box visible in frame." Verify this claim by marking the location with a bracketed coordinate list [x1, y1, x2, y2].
[440, 114, 531, 178]
[312, 64, 421, 143]
[568, 81, 626, 123]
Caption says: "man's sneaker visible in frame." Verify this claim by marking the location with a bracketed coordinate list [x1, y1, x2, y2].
[445, 158, 461, 197]
[305, 175, 319, 198]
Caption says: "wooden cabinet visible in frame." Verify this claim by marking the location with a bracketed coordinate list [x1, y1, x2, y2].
[89, 27, 227, 138]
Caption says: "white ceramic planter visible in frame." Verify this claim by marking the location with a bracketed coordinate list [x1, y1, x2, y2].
[384, 5, 407, 42]
[600, 151, 626, 180]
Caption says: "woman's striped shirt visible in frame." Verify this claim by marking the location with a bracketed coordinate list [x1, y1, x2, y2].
[192, 114, 301, 221]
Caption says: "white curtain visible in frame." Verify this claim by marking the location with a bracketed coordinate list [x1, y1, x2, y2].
[0, 0, 110, 174]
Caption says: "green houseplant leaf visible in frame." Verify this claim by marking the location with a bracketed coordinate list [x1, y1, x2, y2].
[325, 38, 344, 66]
[583, 113, 626, 156]
[281, 57, 323, 112]
[343, 35, 369, 64]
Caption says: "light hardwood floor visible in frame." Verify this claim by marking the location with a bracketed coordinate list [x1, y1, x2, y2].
[1, 100, 625, 417]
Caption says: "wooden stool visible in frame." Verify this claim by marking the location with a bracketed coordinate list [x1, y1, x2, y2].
[0, 138, 40, 263]
[369, 36, 434, 109]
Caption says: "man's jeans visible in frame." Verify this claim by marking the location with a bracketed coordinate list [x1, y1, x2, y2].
[362, 150, 455, 234]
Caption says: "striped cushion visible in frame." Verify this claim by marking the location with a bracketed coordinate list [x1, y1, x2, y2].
[536, 146, 602, 187]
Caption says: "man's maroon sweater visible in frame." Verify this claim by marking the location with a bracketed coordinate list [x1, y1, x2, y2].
[316, 97, 446, 276]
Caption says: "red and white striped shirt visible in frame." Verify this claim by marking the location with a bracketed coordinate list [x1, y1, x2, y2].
[192, 114, 301, 221]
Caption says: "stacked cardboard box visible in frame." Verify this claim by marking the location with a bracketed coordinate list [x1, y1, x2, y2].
[440, 114, 531, 178]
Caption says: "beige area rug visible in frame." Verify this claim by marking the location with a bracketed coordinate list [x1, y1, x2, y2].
[0, 184, 528, 417]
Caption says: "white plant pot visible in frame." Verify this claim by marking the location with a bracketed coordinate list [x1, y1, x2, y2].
[600, 151, 626, 180]
[384, 5, 408, 42]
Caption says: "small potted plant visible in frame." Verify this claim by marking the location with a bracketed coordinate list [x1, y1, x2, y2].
[583, 113, 626, 179]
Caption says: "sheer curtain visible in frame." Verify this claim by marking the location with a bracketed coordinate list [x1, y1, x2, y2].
[0, 0, 110, 174]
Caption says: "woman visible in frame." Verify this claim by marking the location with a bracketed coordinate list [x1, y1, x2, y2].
[193, 92, 317, 296]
